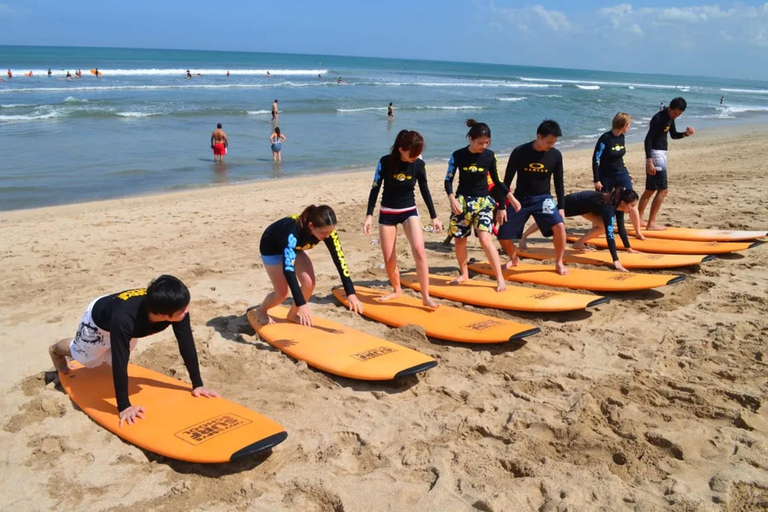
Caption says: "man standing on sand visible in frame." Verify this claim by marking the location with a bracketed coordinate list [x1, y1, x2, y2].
[210, 123, 228, 163]
[638, 97, 694, 230]
[272, 99, 279, 123]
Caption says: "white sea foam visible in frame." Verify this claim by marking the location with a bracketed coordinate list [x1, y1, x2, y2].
[337, 107, 387, 112]
[0, 111, 60, 122]
[414, 105, 483, 110]
[0, 103, 34, 108]
[247, 110, 271, 115]
[116, 111, 155, 118]
[520, 76, 686, 90]
[64, 96, 88, 103]
[721, 87, 768, 95]
[497, 96, 527, 102]
[17, 68, 328, 77]
[576, 85, 600, 90]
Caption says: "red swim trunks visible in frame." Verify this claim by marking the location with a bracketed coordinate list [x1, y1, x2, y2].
[213, 142, 226, 156]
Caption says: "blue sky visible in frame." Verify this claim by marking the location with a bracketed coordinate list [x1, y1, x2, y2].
[2, 1, 767, 80]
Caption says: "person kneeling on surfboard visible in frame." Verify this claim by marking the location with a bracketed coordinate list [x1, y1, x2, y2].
[518, 188, 640, 272]
[256, 204, 364, 327]
[364, 130, 442, 308]
[48, 275, 220, 427]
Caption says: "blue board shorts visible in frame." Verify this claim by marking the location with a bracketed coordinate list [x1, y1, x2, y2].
[448, 195, 495, 238]
[497, 194, 564, 239]
[261, 253, 283, 266]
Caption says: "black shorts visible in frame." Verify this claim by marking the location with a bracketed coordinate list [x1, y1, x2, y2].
[645, 171, 668, 191]
[379, 209, 418, 226]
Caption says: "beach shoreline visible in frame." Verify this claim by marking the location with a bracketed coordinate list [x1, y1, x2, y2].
[1, 122, 767, 511]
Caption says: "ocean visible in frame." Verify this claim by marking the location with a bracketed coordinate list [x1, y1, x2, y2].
[2, 45, 768, 211]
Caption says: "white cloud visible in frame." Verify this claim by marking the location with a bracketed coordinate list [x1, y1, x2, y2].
[492, 3, 574, 34]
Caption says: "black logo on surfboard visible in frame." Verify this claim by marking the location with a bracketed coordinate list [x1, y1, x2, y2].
[175, 414, 252, 445]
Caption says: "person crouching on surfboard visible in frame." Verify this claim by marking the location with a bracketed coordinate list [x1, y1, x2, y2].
[255, 205, 364, 327]
[48, 275, 220, 427]
[363, 130, 442, 308]
[517, 188, 641, 272]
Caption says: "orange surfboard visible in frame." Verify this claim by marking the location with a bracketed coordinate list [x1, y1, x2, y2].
[630, 227, 767, 242]
[468, 261, 685, 292]
[400, 273, 608, 312]
[518, 245, 713, 269]
[566, 232, 757, 254]
[246, 306, 436, 380]
[58, 362, 287, 463]
[90, 69, 102, 76]
[333, 286, 540, 343]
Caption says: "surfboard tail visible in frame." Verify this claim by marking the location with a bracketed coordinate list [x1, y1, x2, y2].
[510, 327, 542, 341]
[586, 297, 611, 308]
[230, 431, 288, 461]
[394, 361, 438, 378]
[666, 275, 687, 286]
[701, 255, 717, 263]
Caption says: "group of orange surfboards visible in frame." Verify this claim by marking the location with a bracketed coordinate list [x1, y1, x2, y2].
[57, 222, 765, 464]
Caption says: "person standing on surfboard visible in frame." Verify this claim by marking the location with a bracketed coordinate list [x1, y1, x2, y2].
[364, 130, 442, 308]
[211, 123, 228, 163]
[445, 119, 520, 291]
[639, 97, 694, 230]
[592, 112, 644, 240]
[518, 188, 641, 272]
[48, 275, 220, 427]
[255, 205, 364, 327]
[496, 120, 568, 275]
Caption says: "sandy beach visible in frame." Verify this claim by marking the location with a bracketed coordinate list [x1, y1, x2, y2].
[1, 124, 767, 511]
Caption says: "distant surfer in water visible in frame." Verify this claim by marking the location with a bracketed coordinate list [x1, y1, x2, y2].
[364, 130, 442, 307]
[445, 119, 519, 290]
[518, 188, 641, 272]
[639, 97, 694, 230]
[271, 99, 279, 122]
[210, 123, 228, 163]
[254, 205, 364, 327]
[186, 70, 192, 79]
[387, 102, 394, 120]
[48, 275, 220, 427]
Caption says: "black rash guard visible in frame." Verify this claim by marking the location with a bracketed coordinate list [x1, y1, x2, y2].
[564, 190, 630, 262]
[260, 216, 355, 307]
[592, 130, 627, 182]
[504, 141, 565, 209]
[366, 156, 438, 218]
[444, 147, 509, 198]
[90, 290, 204, 412]
[644, 109, 685, 158]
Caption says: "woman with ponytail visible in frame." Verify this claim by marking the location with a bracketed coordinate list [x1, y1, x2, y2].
[255, 205, 364, 326]
[445, 119, 520, 291]
[518, 187, 640, 272]
[364, 130, 442, 307]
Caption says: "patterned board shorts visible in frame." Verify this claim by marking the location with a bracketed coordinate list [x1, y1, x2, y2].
[448, 195, 495, 238]
[69, 296, 137, 367]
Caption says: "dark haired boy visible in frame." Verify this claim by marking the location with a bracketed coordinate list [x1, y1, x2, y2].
[49, 275, 219, 427]
[496, 120, 569, 275]
[639, 97, 695, 230]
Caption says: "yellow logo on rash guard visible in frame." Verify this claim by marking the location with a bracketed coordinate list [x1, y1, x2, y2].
[663, 126, 670, 133]
[329, 230, 351, 277]
[462, 165, 484, 173]
[525, 162, 548, 173]
[118, 289, 146, 300]
[611, 145, 624, 151]
[394, 173, 412, 181]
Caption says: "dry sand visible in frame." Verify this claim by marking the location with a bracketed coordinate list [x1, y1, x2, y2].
[1, 124, 767, 511]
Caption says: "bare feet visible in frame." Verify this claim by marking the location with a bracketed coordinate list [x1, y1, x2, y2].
[645, 224, 668, 231]
[555, 262, 569, 276]
[518, 239, 528, 251]
[449, 275, 469, 285]
[501, 253, 519, 269]
[422, 296, 439, 309]
[378, 290, 402, 302]
[49, 344, 70, 374]
[256, 308, 274, 325]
